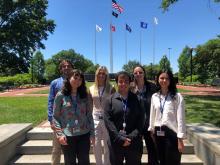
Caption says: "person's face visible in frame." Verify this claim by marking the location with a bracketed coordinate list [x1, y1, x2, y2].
[133, 67, 144, 82]
[158, 73, 170, 90]
[117, 75, 130, 94]
[70, 73, 82, 89]
[97, 69, 106, 84]
[61, 62, 72, 76]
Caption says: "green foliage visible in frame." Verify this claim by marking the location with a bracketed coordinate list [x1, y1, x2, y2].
[0, 0, 55, 75]
[30, 51, 45, 83]
[0, 73, 32, 87]
[161, 0, 220, 11]
[143, 63, 160, 80]
[161, 0, 178, 11]
[159, 55, 172, 71]
[185, 75, 199, 82]
[178, 46, 192, 81]
[45, 49, 96, 82]
[86, 64, 100, 74]
[194, 39, 220, 83]
[44, 59, 57, 82]
[122, 60, 141, 73]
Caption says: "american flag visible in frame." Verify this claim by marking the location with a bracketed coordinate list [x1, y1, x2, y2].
[112, 0, 123, 13]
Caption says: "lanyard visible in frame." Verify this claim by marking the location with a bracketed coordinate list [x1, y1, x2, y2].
[71, 95, 78, 115]
[121, 96, 128, 126]
[98, 86, 105, 103]
[159, 93, 168, 115]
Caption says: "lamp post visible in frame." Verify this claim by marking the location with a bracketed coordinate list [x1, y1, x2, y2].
[189, 48, 193, 82]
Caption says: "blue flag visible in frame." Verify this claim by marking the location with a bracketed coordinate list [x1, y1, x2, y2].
[140, 22, 148, 29]
[126, 24, 132, 32]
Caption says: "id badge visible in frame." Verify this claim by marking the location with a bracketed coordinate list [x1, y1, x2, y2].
[119, 130, 126, 136]
[73, 128, 80, 133]
[73, 120, 80, 132]
[157, 130, 165, 136]
[123, 122, 126, 128]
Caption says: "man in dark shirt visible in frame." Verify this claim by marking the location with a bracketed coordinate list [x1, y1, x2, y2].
[104, 71, 144, 165]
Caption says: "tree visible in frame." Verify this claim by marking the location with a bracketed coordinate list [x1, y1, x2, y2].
[44, 59, 57, 82]
[30, 51, 45, 83]
[178, 46, 192, 81]
[159, 55, 172, 71]
[86, 64, 100, 74]
[194, 39, 220, 83]
[45, 49, 96, 81]
[143, 63, 160, 80]
[161, 0, 220, 11]
[122, 60, 141, 73]
[0, 0, 55, 75]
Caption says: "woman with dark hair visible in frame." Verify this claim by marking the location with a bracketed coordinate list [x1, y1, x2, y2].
[132, 65, 159, 165]
[104, 71, 144, 165]
[53, 69, 94, 165]
[148, 69, 186, 165]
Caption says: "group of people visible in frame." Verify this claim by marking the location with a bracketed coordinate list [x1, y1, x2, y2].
[48, 59, 186, 165]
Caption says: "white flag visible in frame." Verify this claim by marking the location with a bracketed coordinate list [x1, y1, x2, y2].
[154, 17, 158, 25]
[96, 24, 102, 32]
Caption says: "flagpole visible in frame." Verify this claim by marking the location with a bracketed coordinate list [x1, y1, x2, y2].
[94, 27, 97, 64]
[110, 23, 113, 73]
[125, 24, 127, 65]
[140, 30, 142, 65]
[153, 19, 156, 64]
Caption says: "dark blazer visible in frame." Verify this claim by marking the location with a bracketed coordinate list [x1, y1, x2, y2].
[132, 81, 157, 133]
[104, 91, 144, 147]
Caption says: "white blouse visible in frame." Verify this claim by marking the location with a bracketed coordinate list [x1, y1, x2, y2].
[148, 92, 186, 139]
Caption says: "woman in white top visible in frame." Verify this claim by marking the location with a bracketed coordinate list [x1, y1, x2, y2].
[89, 66, 115, 165]
[148, 69, 186, 165]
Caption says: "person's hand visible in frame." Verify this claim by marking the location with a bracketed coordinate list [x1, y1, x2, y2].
[90, 137, 95, 146]
[58, 136, 68, 145]
[149, 131, 156, 143]
[50, 122, 56, 131]
[178, 138, 184, 153]
[122, 138, 131, 147]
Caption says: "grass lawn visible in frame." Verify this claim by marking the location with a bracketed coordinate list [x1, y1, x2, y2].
[0, 97, 47, 126]
[29, 89, 49, 94]
[1, 83, 220, 127]
[177, 88, 192, 93]
[185, 95, 220, 127]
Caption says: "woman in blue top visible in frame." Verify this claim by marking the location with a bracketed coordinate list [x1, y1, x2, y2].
[53, 69, 95, 165]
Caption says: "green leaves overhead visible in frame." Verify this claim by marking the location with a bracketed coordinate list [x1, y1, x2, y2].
[0, 0, 55, 75]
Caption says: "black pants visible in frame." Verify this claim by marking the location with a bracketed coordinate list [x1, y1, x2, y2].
[155, 126, 181, 165]
[61, 133, 90, 165]
[109, 138, 143, 165]
[143, 131, 159, 165]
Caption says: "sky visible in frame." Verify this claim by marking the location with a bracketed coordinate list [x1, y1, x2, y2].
[40, 0, 220, 73]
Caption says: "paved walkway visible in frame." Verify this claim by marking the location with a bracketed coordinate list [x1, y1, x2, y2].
[1, 85, 219, 97]
[0, 86, 49, 97]
[177, 85, 220, 96]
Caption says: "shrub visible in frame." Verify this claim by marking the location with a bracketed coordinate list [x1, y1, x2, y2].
[0, 73, 32, 87]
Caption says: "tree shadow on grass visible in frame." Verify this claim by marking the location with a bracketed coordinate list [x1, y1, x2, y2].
[185, 95, 220, 127]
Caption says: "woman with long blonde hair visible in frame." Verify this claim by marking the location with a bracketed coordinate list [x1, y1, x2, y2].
[89, 66, 115, 165]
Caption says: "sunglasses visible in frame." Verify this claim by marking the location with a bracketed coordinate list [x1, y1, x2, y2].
[133, 71, 143, 75]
